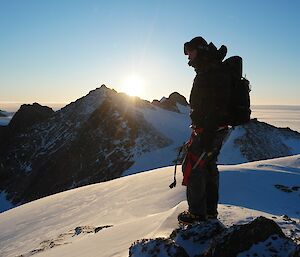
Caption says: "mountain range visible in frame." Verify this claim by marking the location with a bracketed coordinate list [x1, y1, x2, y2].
[1, 85, 300, 211]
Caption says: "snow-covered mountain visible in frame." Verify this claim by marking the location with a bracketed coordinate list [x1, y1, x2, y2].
[1, 86, 300, 212]
[0, 155, 299, 257]
[0, 86, 171, 207]
[218, 119, 300, 165]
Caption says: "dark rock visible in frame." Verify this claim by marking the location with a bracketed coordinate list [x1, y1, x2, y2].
[234, 119, 300, 162]
[152, 92, 188, 112]
[94, 225, 113, 233]
[275, 184, 293, 193]
[129, 217, 298, 257]
[209, 216, 286, 257]
[9, 103, 54, 134]
[172, 220, 226, 256]
[168, 92, 189, 106]
[0, 125, 8, 143]
[129, 238, 189, 257]
[171, 220, 225, 242]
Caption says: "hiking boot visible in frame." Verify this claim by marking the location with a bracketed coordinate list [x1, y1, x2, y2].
[178, 211, 207, 224]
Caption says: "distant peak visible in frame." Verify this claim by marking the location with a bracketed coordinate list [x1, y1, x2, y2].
[88, 84, 110, 95]
[9, 103, 54, 133]
[152, 92, 188, 112]
[168, 92, 188, 106]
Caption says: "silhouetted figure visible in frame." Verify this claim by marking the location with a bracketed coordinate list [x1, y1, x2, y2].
[178, 36, 231, 224]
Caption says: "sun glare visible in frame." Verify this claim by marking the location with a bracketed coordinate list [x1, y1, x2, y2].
[121, 74, 145, 97]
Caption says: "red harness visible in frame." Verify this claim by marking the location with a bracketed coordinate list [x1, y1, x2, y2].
[182, 127, 206, 186]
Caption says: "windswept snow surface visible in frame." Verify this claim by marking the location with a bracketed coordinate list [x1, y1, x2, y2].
[0, 155, 300, 257]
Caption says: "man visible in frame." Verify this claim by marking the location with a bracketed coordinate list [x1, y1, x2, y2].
[178, 36, 231, 224]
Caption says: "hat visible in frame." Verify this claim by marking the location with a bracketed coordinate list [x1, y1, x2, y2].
[184, 36, 209, 55]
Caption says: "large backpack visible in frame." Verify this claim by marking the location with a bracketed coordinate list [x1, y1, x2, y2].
[223, 56, 251, 126]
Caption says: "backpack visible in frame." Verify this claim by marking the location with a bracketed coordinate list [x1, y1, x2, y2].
[222, 56, 251, 126]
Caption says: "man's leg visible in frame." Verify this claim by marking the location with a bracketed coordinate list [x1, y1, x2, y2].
[206, 159, 219, 217]
[206, 128, 228, 218]
[186, 166, 207, 219]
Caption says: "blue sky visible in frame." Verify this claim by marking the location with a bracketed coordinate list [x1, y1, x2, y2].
[0, 0, 299, 111]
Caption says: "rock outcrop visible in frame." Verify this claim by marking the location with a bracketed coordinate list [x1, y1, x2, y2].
[8, 103, 54, 134]
[234, 119, 300, 162]
[152, 92, 188, 112]
[129, 216, 299, 257]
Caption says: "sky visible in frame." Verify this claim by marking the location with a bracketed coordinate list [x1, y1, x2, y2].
[0, 0, 299, 111]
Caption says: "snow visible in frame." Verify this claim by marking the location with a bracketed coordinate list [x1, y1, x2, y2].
[218, 126, 248, 164]
[124, 107, 250, 176]
[284, 137, 300, 153]
[0, 155, 300, 257]
[140, 104, 190, 142]
[220, 159, 300, 217]
[123, 104, 191, 175]
[74, 86, 108, 117]
[237, 235, 296, 257]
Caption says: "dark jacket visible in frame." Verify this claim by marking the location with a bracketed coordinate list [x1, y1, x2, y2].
[189, 63, 232, 132]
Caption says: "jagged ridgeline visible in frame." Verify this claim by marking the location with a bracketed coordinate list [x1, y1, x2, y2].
[1, 85, 300, 209]
[0, 86, 172, 205]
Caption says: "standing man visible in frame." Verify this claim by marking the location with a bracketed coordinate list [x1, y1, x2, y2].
[178, 36, 231, 224]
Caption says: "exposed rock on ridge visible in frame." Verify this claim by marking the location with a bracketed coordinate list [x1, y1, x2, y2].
[0, 86, 170, 205]
[9, 103, 54, 134]
[234, 119, 300, 162]
[129, 216, 299, 257]
[152, 92, 188, 112]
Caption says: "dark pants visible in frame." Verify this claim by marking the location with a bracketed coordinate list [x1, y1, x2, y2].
[187, 129, 228, 216]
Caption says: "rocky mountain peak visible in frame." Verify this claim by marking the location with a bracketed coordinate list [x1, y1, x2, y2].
[8, 103, 54, 133]
[234, 119, 300, 162]
[60, 84, 111, 117]
[168, 92, 188, 106]
[0, 86, 171, 205]
[152, 92, 188, 112]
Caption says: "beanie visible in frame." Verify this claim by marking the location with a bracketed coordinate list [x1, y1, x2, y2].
[184, 36, 209, 55]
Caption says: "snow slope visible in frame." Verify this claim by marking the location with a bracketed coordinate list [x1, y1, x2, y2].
[0, 155, 299, 257]
[123, 103, 190, 175]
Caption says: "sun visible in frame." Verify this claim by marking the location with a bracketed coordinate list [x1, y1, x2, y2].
[121, 74, 145, 97]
